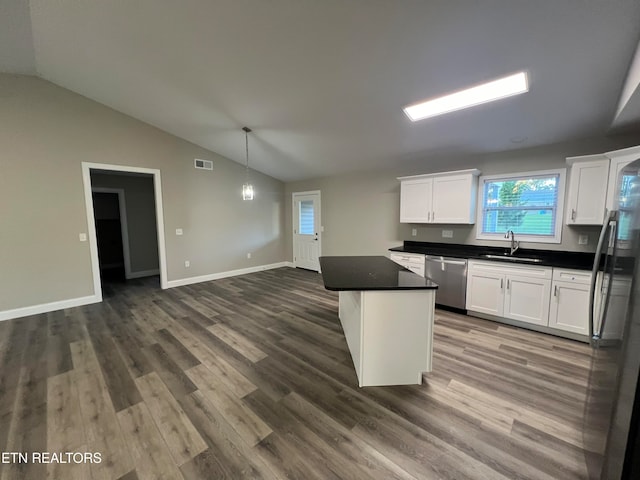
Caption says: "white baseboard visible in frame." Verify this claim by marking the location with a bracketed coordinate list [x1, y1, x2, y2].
[167, 262, 292, 288]
[126, 269, 160, 279]
[0, 294, 102, 322]
[0, 263, 295, 321]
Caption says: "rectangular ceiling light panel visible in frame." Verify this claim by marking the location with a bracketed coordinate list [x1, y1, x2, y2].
[403, 71, 529, 121]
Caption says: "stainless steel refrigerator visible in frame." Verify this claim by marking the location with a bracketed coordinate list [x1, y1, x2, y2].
[584, 158, 640, 479]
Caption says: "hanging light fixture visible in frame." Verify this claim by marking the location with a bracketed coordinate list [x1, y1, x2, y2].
[242, 126, 254, 200]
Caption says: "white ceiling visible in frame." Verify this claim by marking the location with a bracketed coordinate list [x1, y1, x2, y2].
[3, 0, 640, 181]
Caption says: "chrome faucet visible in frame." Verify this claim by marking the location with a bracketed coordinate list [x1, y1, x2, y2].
[505, 230, 519, 255]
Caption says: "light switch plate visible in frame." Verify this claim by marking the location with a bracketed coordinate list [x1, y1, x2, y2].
[79, 233, 87, 242]
[442, 230, 453, 238]
[184, 260, 190, 267]
[176, 228, 183, 236]
[578, 234, 588, 245]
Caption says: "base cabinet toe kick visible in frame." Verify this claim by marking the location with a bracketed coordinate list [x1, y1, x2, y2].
[318, 255, 438, 388]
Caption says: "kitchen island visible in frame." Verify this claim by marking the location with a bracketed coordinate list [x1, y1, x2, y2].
[319, 256, 438, 387]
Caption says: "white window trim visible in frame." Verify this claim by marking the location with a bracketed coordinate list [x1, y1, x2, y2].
[475, 168, 566, 244]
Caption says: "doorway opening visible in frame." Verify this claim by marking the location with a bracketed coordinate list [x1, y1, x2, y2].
[292, 190, 321, 272]
[92, 188, 128, 283]
[82, 163, 168, 302]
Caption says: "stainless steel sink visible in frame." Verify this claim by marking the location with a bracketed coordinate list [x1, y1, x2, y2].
[483, 254, 543, 263]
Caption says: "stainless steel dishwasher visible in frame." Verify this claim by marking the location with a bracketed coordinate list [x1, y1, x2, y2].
[424, 255, 468, 309]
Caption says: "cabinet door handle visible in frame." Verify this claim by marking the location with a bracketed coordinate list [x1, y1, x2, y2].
[500, 278, 504, 289]
[506, 279, 510, 290]
[432, 211, 435, 222]
[427, 211, 431, 222]
[571, 209, 576, 221]
[554, 285, 559, 298]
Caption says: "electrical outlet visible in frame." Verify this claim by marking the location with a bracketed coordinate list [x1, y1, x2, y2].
[79, 233, 87, 242]
[442, 230, 453, 238]
[176, 228, 183, 236]
[411, 228, 417, 236]
[184, 260, 190, 267]
[578, 234, 588, 245]
[247, 253, 251, 259]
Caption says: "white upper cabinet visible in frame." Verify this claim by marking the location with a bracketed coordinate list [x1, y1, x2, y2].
[605, 145, 640, 213]
[565, 145, 640, 225]
[399, 178, 433, 223]
[565, 154, 609, 225]
[398, 169, 480, 224]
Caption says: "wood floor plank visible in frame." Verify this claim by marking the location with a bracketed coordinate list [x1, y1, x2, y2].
[46, 370, 86, 451]
[70, 340, 133, 480]
[281, 392, 418, 480]
[87, 331, 143, 412]
[142, 343, 198, 398]
[185, 364, 272, 446]
[153, 328, 201, 370]
[47, 371, 91, 480]
[2, 368, 47, 480]
[207, 323, 267, 363]
[117, 402, 184, 480]
[135, 372, 207, 466]
[168, 323, 256, 398]
[45, 445, 92, 480]
[116, 470, 139, 480]
[177, 391, 278, 480]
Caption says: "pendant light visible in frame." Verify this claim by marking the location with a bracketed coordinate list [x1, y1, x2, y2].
[242, 126, 254, 200]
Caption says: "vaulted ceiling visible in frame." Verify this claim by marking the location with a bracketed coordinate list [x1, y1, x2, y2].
[3, 0, 640, 181]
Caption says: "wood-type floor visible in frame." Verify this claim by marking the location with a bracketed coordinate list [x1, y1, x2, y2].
[0, 267, 593, 479]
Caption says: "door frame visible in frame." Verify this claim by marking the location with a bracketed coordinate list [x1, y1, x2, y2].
[292, 190, 322, 271]
[91, 187, 132, 279]
[82, 162, 168, 302]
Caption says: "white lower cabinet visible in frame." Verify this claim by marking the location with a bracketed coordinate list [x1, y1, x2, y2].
[467, 261, 552, 326]
[465, 269, 505, 316]
[467, 261, 596, 338]
[504, 274, 552, 326]
[548, 269, 592, 335]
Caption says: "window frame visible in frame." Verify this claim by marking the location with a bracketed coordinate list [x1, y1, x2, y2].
[475, 168, 566, 244]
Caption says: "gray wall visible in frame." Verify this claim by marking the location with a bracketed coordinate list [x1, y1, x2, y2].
[284, 135, 640, 260]
[0, 74, 286, 312]
[91, 173, 159, 275]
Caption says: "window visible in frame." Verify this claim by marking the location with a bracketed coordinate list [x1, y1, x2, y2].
[476, 169, 566, 243]
[298, 200, 315, 235]
[617, 172, 636, 243]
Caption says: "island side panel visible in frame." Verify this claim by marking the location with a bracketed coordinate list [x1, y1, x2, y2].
[338, 290, 364, 386]
[360, 290, 435, 387]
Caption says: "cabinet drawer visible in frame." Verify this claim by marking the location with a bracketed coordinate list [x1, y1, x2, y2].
[468, 260, 552, 280]
[552, 268, 592, 285]
[390, 253, 425, 266]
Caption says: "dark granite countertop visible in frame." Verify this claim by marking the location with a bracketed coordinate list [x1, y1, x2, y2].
[319, 256, 439, 291]
[389, 241, 595, 271]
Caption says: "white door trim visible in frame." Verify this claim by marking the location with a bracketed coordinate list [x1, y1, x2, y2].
[292, 190, 321, 271]
[82, 162, 168, 301]
[91, 187, 132, 279]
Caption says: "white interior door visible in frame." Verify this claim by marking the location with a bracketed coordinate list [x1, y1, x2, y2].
[293, 191, 321, 271]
